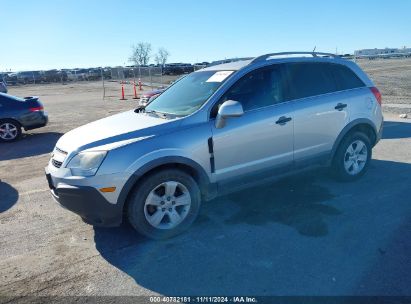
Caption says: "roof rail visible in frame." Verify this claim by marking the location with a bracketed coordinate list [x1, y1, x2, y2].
[207, 57, 254, 67]
[250, 52, 339, 64]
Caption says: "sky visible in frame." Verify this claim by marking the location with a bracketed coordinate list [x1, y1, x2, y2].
[1, 0, 410, 71]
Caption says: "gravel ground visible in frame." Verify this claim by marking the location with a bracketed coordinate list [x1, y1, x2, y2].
[357, 58, 411, 114]
[0, 61, 411, 300]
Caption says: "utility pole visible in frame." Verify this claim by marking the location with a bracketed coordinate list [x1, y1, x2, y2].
[101, 68, 105, 99]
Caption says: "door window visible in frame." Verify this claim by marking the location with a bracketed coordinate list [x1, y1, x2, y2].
[212, 65, 287, 116]
[285, 62, 338, 100]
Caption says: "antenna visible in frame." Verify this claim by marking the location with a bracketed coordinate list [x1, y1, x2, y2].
[313, 46, 317, 52]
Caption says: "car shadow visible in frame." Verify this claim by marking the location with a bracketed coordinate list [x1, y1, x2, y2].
[93, 170, 344, 295]
[219, 173, 339, 237]
[93, 159, 411, 295]
[382, 120, 411, 139]
[0, 180, 19, 212]
[0, 132, 63, 161]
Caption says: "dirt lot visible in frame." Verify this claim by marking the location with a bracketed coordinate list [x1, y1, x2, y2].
[1, 59, 411, 300]
[357, 58, 411, 114]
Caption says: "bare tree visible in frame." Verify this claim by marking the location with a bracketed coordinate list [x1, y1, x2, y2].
[129, 42, 152, 66]
[154, 48, 170, 66]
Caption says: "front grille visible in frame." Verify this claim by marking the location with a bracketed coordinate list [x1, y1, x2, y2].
[52, 159, 63, 168]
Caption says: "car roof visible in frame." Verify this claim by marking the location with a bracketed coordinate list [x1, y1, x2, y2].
[199, 52, 348, 72]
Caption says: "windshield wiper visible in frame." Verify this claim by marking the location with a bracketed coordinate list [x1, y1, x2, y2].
[135, 106, 168, 119]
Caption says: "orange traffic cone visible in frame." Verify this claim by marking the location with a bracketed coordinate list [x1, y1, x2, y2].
[132, 80, 138, 99]
[138, 78, 142, 91]
[120, 82, 126, 100]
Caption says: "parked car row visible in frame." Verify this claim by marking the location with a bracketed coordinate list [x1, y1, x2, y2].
[162, 63, 195, 75]
[1, 71, 66, 85]
[0, 63, 212, 86]
[0, 68, 113, 85]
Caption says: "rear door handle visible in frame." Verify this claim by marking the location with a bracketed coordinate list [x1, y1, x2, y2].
[335, 103, 347, 111]
[276, 116, 292, 125]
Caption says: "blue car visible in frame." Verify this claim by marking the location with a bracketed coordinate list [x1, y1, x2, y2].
[0, 93, 48, 142]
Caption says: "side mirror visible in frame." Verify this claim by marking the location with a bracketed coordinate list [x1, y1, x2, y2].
[215, 100, 244, 129]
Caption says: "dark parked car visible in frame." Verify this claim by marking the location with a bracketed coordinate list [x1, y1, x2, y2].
[181, 64, 194, 73]
[42, 70, 67, 83]
[162, 63, 194, 75]
[162, 63, 185, 75]
[0, 93, 48, 142]
[139, 88, 165, 106]
[5, 73, 18, 85]
[87, 69, 101, 81]
[17, 71, 43, 84]
[0, 79, 7, 94]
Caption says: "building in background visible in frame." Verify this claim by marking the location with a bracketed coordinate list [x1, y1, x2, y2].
[355, 47, 411, 59]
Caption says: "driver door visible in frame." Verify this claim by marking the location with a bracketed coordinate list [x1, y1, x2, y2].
[210, 65, 294, 183]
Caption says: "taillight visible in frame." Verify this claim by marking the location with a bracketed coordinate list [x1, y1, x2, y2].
[370, 87, 382, 106]
[29, 106, 44, 112]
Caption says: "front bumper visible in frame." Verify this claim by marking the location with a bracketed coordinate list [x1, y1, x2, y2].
[45, 168, 123, 227]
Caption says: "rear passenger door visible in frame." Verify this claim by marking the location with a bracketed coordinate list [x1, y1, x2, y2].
[286, 62, 363, 166]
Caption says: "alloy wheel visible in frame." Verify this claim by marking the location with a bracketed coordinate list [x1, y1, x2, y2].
[0, 123, 18, 140]
[144, 181, 192, 230]
[343, 140, 368, 175]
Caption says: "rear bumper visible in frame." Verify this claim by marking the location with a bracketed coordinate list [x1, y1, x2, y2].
[45, 169, 123, 227]
[375, 119, 384, 145]
[22, 112, 48, 130]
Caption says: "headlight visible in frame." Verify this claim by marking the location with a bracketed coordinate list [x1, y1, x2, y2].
[66, 151, 107, 177]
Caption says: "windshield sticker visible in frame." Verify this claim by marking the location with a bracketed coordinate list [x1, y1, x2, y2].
[206, 71, 234, 83]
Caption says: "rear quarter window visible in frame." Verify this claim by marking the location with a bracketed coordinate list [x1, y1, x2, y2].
[330, 64, 365, 91]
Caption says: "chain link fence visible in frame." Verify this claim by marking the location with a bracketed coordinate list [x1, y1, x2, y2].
[0, 64, 209, 99]
[1, 64, 208, 87]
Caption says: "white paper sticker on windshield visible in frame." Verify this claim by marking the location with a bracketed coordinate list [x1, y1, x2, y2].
[206, 71, 233, 83]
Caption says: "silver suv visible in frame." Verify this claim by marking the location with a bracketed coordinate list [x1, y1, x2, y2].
[45, 52, 383, 239]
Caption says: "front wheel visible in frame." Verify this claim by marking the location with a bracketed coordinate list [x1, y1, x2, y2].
[127, 169, 201, 240]
[332, 132, 372, 182]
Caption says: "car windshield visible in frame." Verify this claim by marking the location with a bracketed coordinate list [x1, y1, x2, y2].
[145, 70, 234, 116]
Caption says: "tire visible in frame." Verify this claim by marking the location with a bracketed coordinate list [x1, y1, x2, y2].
[0, 119, 22, 142]
[127, 169, 201, 240]
[332, 132, 372, 182]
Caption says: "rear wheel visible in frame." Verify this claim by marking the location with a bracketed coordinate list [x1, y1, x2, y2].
[127, 169, 201, 240]
[0, 120, 22, 142]
[332, 132, 371, 181]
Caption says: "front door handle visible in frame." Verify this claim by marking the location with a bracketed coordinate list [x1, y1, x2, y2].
[276, 116, 292, 125]
[335, 103, 347, 111]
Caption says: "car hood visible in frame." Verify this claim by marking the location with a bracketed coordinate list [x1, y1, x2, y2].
[56, 110, 180, 153]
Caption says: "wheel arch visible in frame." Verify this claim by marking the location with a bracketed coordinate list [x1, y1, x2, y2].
[331, 118, 377, 163]
[117, 156, 214, 217]
[0, 117, 22, 126]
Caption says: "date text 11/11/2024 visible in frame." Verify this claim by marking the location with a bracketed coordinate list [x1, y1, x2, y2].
[149, 296, 258, 303]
